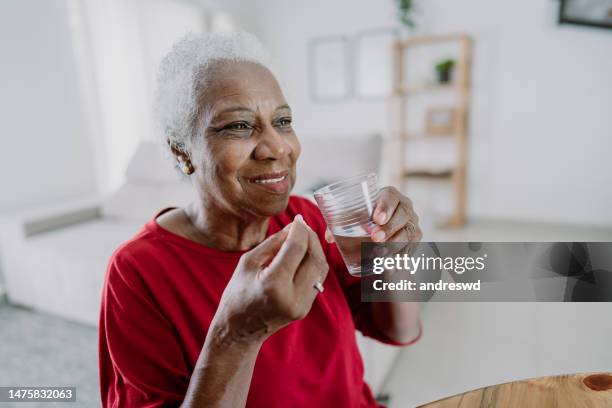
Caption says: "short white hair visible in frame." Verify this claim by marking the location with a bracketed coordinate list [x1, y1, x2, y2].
[155, 32, 272, 157]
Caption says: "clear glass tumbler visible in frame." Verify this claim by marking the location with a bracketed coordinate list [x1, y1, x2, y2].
[314, 173, 380, 276]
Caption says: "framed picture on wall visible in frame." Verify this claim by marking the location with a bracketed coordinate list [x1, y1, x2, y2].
[425, 107, 457, 136]
[559, 0, 612, 30]
[308, 35, 352, 102]
[353, 28, 399, 100]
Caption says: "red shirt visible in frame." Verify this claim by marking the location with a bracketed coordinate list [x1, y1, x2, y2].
[99, 196, 420, 407]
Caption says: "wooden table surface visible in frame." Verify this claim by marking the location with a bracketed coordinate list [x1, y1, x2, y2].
[419, 373, 612, 407]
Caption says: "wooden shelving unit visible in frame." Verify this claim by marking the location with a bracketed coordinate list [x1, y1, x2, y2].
[391, 33, 472, 228]
[396, 83, 455, 95]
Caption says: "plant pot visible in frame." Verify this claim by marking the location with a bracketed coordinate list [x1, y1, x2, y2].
[437, 69, 452, 84]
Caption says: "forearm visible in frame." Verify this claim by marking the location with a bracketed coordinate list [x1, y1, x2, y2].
[370, 301, 421, 344]
[181, 323, 262, 408]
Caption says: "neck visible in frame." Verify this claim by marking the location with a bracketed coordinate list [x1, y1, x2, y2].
[184, 199, 269, 252]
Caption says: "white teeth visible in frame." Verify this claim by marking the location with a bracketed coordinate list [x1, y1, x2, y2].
[253, 175, 286, 184]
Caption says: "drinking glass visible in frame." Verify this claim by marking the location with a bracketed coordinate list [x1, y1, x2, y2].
[314, 173, 380, 275]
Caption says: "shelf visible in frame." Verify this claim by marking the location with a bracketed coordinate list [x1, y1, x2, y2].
[403, 169, 454, 179]
[393, 83, 456, 95]
[396, 33, 470, 49]
[402, 132, 455, 139]
[393, 33, 471, 229]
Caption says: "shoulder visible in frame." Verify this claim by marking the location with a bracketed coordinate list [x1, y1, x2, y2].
[104, 224, 167, 292]
[105, 238, 146, 286]
[155, 208, 186, 231]
[109, 206, 184, 268]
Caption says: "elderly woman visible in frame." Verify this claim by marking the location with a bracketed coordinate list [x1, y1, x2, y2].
[99, 32, 423, 408]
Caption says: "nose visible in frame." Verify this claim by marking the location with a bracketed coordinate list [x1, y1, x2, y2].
[252, 124, 290, 161]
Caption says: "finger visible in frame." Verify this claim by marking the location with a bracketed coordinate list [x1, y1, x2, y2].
[294, 253, 325, 311]
[241, 226, 290, 270]
[386, 225, 412, 243]
[380, 236, 412, 261]
[293, 237, 329, 311]
[371, 205, 411, 242]
[324, 228, 335, 243]
[386, 220, 423, 255]
[303, 219, 328, 267]
[381, 229, 413, 263]
[266, 214, 310, 277]
[373, 187, 401, 226]
[411, 218, 423, 243]
[294, 221, 329, 286]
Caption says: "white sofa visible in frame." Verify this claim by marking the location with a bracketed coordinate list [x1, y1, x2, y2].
[0, 134, 398, 393]
[0, 142, 195, 325]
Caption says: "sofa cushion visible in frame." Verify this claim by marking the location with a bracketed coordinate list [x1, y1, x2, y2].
[293, 133, 382, 195]
[23, 219, 142, 325]
[125, 141, 180, 184]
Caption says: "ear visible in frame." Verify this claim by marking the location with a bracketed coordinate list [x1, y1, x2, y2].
[168, 140, 190, 163]
[168, 140, 195, 175]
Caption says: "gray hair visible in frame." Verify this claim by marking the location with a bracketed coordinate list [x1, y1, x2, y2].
[155, 32, 272, 158]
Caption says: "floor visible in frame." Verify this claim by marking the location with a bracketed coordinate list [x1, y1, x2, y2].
[426, 218, 612, 242]
[381, 220, 612, 407]
[0, 220, 610, 408]
[0, 302, 99, 408]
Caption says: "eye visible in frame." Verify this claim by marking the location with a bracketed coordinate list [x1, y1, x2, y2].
[226, 121, 252, 130]
[276, 117, 293, 128]
[214, 121, 255, 139]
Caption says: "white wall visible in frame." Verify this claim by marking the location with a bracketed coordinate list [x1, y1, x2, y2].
[0, 0, 99, 294]
[76, 0, 207, 193]
[0, 0, 98, 211]
[221, 0, 612, 227]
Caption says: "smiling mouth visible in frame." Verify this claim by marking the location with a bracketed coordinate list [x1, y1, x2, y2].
[245, 171, 290, 192]
[252, 174, 287, 184]
[246, 171, 288, 183]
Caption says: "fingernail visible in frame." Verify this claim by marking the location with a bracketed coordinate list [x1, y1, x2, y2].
[373, 230, 386, 242]
[294, 214, 304, 223]
[376, 211, 387, 224]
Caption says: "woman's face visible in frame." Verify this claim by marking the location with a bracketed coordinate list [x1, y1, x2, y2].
[188, 60, 300, 218]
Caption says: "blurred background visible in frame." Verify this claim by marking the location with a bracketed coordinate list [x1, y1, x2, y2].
[0, 0, 611, 406]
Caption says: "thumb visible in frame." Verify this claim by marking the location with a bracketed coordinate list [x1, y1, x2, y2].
[243, 225, 290, 269]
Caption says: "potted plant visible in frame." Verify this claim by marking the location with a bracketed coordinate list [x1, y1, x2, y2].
[435, 59, 455, 83]
[396, 0, 415, 29]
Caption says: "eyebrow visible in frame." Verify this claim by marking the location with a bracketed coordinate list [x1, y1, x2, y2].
[215, 104, 291, 116]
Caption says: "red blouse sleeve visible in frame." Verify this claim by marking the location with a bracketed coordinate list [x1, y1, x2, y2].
[99, 252, 190, 408]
